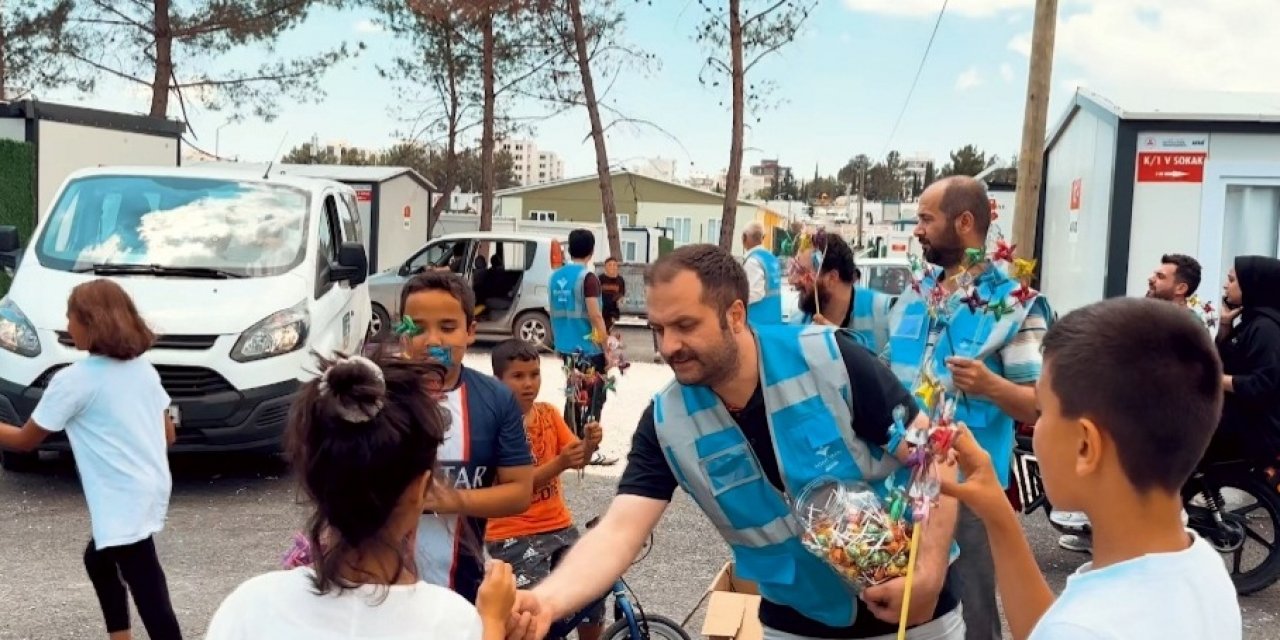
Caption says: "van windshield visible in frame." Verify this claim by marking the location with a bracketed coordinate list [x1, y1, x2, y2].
[36, 175, 310, 278]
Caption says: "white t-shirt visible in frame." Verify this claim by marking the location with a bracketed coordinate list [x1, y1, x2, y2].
[205, 568, 484, 640]
[1030, 531, 1241, 639]
[743, 251, 767, 304]
[31, 355, 172, 549]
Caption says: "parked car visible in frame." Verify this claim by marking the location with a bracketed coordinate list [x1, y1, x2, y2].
[0, 166, 371, 470]
[780, 256, 911, 323]
[367, 231, 565, 349]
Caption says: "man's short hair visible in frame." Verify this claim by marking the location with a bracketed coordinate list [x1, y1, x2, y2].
[742, 222, 765, 242]
[1042, 297, 1222, 494]
[568, 229, 595, 260]
[938, 177, 991, 237]
[818, 233, 857, 284]
[1161, 253, 1202, 296]
[644, 244, 748, 317]
[490, 338, 541, 379]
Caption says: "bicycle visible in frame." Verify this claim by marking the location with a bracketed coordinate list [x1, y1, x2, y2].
[544, 517, 691, 640]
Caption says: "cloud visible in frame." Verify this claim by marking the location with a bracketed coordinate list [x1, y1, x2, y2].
[839, 32, 853, 44]
[1013, 1, 1280, 93]
[354, 19, 383, 33]
[1000, 63, 1016, 83]
[956, 67, 983, 91]
[844, 0, 1032, 18]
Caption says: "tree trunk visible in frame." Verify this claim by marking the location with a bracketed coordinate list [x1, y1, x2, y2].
[718, 0, 745, 251]
[0, 11, 8, 102]
[429, 18, 463, 241]
[149, 0, 174, 118]
[568, 0, 621, 261]
[479, 10, 496, 232]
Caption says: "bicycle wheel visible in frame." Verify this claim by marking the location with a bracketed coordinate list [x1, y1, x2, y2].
[602, 614, 691, 640]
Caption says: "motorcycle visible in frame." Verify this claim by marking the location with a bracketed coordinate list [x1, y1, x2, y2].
[1010, 422, 1280, 595]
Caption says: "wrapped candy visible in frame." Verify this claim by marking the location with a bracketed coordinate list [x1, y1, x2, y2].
[605, 331, 631, 373]
[796, 478, 912, 591]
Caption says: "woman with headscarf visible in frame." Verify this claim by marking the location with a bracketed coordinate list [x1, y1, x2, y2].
[1214, 255, 1280, 487]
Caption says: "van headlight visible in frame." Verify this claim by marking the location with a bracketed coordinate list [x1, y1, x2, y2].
[0, 298, 40, 357]
[231, 301, 309, 362]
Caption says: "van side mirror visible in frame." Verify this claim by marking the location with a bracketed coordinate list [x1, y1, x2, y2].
[332, 242, 369, 286]
[0, 226, 20, 270]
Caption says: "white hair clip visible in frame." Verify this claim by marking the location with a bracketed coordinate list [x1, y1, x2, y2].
[318, 354, 386, 423]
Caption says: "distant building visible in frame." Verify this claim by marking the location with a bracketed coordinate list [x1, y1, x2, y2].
[627, 157, 679, 182]
[899, 153, 934, 199]
[497, 137, 564, 186]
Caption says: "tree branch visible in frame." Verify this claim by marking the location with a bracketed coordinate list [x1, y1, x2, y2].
[66, 52, 150, 86]
[744, 38, 794, 73]
[86, 0, 153, 33]
[741, 0, 792, 29]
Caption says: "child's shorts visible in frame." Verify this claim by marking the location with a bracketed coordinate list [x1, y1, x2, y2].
[486, 526, 606, 624]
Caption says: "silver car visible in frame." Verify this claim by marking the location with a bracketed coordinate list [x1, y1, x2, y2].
[367, 231, 565, 348]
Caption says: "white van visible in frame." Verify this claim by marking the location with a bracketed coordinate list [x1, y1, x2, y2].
[0, 166, 371, 470]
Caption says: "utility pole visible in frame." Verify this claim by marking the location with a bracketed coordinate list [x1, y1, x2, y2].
[1010, 0, 1059, 266]
[856, 163, 866, 249]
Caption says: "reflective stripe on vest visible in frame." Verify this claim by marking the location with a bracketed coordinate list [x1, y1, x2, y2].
[653, 324, 903, 627]
[746, 247, 783, 325]
[549, 264, 602, 355]
[850, 287, 893, 356]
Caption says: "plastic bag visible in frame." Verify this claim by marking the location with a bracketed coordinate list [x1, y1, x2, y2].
[795, 477, 911, 590]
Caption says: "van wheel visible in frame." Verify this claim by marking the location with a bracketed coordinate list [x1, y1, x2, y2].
[0, 450, 40, 472]
[369, 304, 392, 342]
[514, 311, 552, 350]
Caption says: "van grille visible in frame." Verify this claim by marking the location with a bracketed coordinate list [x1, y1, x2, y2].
[56, 332, 218, 351]
[33, 364, 235, 399]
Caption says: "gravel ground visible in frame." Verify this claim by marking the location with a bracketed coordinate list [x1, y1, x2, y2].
[2, 327, 1276, 639]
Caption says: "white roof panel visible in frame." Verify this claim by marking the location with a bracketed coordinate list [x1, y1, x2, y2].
[185, 161, 436, 189]
[1080, 86, 1280, 122]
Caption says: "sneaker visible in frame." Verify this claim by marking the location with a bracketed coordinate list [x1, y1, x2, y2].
[589, 452, 618, 466]
[1049, 510, 1092, 532]
[1058, 533, 1093, 554]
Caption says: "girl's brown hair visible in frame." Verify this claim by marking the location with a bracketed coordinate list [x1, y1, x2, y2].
[67, 279, 155, 360]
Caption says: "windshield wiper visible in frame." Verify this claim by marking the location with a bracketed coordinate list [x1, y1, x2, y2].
[73, 263, 246, 279]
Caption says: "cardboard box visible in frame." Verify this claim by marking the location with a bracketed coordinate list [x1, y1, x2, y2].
[701, 562, 763, 640]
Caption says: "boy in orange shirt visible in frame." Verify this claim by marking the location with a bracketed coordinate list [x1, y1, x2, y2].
[486, 339, 605, 640]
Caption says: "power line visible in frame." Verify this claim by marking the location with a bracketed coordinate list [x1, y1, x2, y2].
[880, 0, 950, 158]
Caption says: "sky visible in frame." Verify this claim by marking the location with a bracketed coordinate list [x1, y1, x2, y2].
[41, 0, 1280, 182]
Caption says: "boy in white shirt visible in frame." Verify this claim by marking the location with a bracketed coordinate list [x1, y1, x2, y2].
[941, 297, 1241, 639]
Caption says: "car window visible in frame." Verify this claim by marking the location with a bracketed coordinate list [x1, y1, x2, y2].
[408, 239, 466, 273]
[338, 193, 361, 243]
[475, 240, 532, 271]
[319, 196, 339, 263]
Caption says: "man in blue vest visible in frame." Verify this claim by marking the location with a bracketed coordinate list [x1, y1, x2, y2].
[516, 244, 965, 640]
[549, 229, 616, 465]
[741, 222, 783, 324]
[790, 232, 894, 355]
[886, 176, 1050, 640]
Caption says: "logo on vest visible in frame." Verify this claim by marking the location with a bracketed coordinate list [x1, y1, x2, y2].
[814, 443, 841, 473]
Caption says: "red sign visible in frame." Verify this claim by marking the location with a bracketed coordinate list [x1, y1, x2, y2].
[356, 189, 373, 202]
[1136, 152, 1206, 183]
[1070, 178, 1082, 210]
[988, 198, 1000, 220]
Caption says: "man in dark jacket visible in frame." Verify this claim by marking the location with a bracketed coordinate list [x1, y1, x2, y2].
[1213, 255, 1280, 478]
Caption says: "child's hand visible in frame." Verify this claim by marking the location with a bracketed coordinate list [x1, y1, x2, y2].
[938, 424, 1010, 522]
[559, 441, 589, 469]
[476, 560, 517, 626]
[584, 422, 603, 449]
[421, 479, 464, 514]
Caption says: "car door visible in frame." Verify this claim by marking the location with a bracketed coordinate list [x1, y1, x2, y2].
[336, 191, 370, 353]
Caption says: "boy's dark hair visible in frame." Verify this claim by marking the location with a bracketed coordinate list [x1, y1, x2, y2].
[67, 279, 156, 360]
[1042, 297, 1223, 493]
[568, 229, 595, 260]
[1161, 253, 1202, 296]
[400, 271, 476, 325]
[819, 233, 857, 284]
[645, 244, 748, 321]
[604, 256, 618, 264]
[286, 352, 452, 598]
[491, 339, 541, 379]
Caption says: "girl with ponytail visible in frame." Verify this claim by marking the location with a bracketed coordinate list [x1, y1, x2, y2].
[205, 353, 516, 640]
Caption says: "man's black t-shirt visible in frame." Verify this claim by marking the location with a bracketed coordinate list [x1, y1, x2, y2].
[617, 330, 958, 638]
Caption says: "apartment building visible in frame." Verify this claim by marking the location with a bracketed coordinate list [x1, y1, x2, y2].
[498, 138, 565, 186]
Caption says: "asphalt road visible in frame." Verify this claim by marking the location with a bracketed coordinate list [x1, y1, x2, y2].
[2, 328, 1276, 639]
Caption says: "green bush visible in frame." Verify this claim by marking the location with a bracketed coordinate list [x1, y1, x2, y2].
[0, 140, 35, 297]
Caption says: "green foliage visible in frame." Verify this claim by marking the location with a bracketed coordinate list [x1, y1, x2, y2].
[0, 141, 35, 296]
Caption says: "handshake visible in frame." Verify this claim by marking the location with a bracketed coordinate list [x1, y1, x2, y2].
[477, 561, 557, 640]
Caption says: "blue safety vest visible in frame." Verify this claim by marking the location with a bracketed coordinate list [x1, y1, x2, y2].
[745, 247, 783, 325]
[791, 287, 893, 357]
[886, 262, 1053, 487]
[653, 324, 903, 627]
[549, 263, 602, 356]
